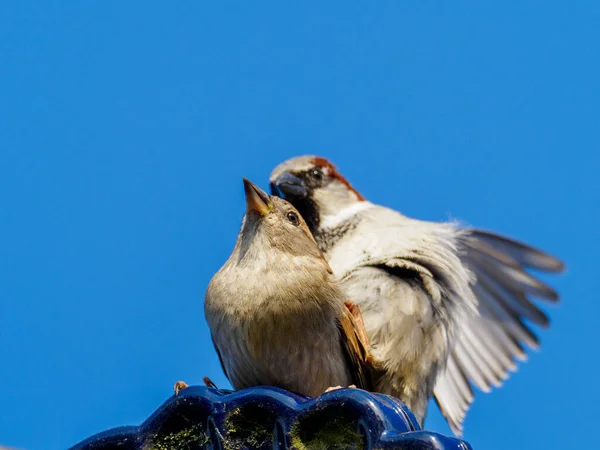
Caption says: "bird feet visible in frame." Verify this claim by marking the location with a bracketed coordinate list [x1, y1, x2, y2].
[324, 384, 357, 393]
[203, 376, 218, 389]
[173, 380, 188, 396]
[174, 377, 219, 396]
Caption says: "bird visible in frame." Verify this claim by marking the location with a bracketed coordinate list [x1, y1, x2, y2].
[269, 155, 564, 435]
[203, 178, 379, 398]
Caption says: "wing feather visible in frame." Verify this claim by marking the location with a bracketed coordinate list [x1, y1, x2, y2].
[434, 230, 564, 435]
[338, 301, 380, 391]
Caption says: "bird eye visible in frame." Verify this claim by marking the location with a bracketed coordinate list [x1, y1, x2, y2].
[310, 167, 323, 180]
[286, 211, 300, 226]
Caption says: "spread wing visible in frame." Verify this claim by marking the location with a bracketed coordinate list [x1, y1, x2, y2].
[338, 301, 380, 390]
[434, 230, 565, 435]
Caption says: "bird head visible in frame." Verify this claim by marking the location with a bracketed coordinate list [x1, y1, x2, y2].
[239, 178, 327, 264]
[269, 156, 365, 233]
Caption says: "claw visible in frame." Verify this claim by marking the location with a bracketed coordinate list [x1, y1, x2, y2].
[203, 376, 218, 389]
[173, 380, 189, 396]
[325, 385, 342, 393]
[324, 384, 356, 393]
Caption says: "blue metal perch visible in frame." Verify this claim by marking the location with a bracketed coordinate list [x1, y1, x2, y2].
[69, 386, 472, 449]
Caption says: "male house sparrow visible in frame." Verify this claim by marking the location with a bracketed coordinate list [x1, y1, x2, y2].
[204, 178, 377, 397]
[270, 156, 564, 435]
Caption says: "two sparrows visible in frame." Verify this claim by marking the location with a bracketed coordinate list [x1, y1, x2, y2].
[200, 158, 563, 436]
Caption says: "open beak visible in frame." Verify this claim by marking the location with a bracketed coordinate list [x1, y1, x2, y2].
[271, 172, 308, 199]
[243, 178, 272, 216]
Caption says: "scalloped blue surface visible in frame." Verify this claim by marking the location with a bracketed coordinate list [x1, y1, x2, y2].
[69, 386, 472, 449]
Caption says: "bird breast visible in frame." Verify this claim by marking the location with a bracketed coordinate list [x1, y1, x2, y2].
[205, 260, 352, 396]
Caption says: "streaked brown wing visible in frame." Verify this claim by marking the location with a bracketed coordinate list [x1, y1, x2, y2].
[338, 301, 380, 390]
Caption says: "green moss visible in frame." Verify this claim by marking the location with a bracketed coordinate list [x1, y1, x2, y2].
[289, 416, 364, 450]
[223, 405, 275, 449]
[143, 423, 210, 450]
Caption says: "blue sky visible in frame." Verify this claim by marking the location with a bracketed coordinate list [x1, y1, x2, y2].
[0, 2, 597, 449]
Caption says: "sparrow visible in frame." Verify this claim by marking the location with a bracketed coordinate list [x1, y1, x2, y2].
[269, 156, 564, 435]
[203, 178, 378, 398]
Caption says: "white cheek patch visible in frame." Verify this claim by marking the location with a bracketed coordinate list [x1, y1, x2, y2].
[320, 201, 372, 229]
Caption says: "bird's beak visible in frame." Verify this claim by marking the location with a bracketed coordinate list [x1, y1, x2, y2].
[271, 172, 307, 198]
[243, 178, 272, 216]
